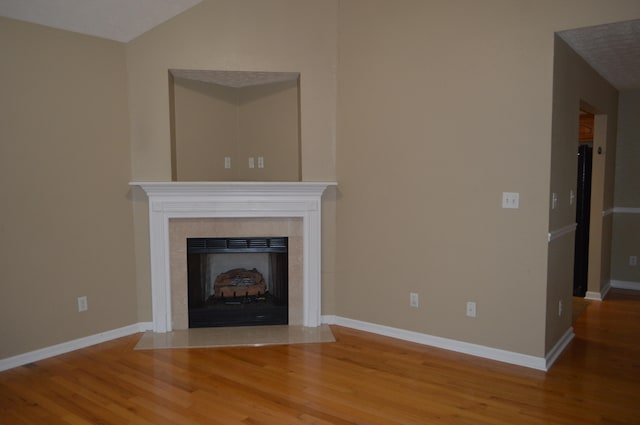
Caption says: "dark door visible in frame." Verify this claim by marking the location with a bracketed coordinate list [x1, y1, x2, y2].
[573, 144, 592, 297]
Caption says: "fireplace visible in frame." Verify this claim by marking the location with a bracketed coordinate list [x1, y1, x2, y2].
[130, 181, 336, 333]
[187, 237, 289, 327]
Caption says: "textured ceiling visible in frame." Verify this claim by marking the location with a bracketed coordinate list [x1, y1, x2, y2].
[171, 70, 300, 88]
[558, 19, 640, 91]
[0, 0, 202, 42]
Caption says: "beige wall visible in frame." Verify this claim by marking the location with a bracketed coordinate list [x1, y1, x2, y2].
[612, 90, 640, 283]
[540, 31, 623, 351]
[4, 0, 640, 364]
[0, 18, 136, 359]
[547, 36, 619, 351]
[126, 0, 338, 322]
[236, 80, 300, 181]
[173, 78, 237, 181]
[173, 78, 300, 181]
[588, 114, 616, 295]
[126, 0, 336, 182]
[336, 0, 640, 358]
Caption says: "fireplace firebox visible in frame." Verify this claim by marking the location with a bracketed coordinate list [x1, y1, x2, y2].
[187, 237, 288, 327]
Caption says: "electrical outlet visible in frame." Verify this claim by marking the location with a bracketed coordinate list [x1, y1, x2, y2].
[224, 157, 231, 169]
[77, 296, 88, 312]
[558, 300, 563, 317]
[466, 301, 476, 318]
[502, 192, 519, 209]
[258, 156, 264, 169]
[630, 256, 638, 266]
[551, 192, 558, 209]
[248, 157, 255, 169]
[410, 292, 419, 308]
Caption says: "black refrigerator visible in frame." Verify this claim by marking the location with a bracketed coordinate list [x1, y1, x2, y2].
[573, 144, 592, 297]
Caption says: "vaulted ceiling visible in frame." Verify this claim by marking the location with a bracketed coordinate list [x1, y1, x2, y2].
[0, 1, 638, 90]
[0, 0, 202, 43]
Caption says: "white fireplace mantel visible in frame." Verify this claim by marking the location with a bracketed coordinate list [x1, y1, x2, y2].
[130, 181, 336, 332]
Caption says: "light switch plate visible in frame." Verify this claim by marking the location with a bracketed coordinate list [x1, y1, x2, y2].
[466, 301, 476, 318]
[410, 292, 419, 308]
[77, 296, 88, 312]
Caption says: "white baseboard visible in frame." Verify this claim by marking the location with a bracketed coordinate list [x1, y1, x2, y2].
[0, 322, 153, 372]
[3, 317, 579, 374]
[585, 280, 612, 301]
[610, 280, 640, 291]
[322, 315, 556, 371]
[585, 292, 604, 301]
[321, 314, 336, 325]
[545, 327, 575, 370]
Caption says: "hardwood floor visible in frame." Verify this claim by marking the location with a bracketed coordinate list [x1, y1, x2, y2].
[1, 289, 639, 424]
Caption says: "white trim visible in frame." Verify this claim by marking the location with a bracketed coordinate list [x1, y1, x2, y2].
[131, 181, 336, 332]
[322, 314, 338, 325]
[322, 315, 550, 371]
[585, 281, 611, 301]
[3, 318, 579, 374]
[613, 207, 640, 214]
[0, 322, 152, 372]
[545, 327, 575, 370]
[548, 223, 577, 242]
[584, 291, 604, 301]
[610, 280, 640, 291]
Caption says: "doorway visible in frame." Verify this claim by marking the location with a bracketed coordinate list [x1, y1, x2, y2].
[573, 109, 594, 297]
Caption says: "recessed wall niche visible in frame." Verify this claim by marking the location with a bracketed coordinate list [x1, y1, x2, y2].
[169, 70, 301, 182]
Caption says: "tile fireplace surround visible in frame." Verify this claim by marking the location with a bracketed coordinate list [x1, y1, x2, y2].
[131, 181, 336, 333]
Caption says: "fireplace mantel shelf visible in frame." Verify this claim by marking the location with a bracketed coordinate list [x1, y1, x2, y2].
[130, 181, 336, 333]
[130, 181, 336, 197]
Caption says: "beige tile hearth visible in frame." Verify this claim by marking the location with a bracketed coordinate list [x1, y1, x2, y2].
[135, 325, 335, 350]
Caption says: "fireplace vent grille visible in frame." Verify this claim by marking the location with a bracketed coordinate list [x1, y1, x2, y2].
[187, 237, 288, 253]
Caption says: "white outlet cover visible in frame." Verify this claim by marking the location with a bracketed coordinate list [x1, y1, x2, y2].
[77, 296, 88, 312]
[466, 301, 476, 317]
[502, 192, 519, 209]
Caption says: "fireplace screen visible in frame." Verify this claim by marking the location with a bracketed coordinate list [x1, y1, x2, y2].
[187, 237, 288, 327]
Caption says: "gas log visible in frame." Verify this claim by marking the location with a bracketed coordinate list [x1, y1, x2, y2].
[214, 268, 267, 298]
